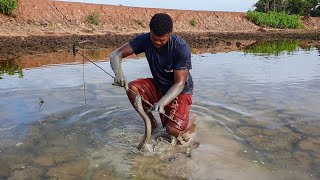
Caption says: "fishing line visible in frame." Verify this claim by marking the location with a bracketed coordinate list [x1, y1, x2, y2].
[72, 44, 174, 121]
[82, 52, 87, 105]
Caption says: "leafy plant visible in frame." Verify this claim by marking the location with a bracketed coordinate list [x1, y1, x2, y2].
[86, 12, 100, 26]
[0, 0, 19, 16]
[247, 11, 304, 29]
[189, 18, 197, 27]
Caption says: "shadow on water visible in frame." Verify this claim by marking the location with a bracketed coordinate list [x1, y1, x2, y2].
[0, 40, 320, 179]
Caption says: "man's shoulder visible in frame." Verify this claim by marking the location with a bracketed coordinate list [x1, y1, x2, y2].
[129, 32, 150, 54]
[171, 34, 187, 42]
[135, 32, 150, 39]
[170, 34, 189, 49]
[170, 34, 190, 54]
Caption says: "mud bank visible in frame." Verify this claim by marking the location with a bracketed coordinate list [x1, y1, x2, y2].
[1, 0, 320, 60]
[1, 31, 320, 60]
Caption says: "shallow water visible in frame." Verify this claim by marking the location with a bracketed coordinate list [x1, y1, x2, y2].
[0, 44, 319, 179]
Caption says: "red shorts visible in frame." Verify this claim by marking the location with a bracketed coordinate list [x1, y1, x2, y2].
[128, 78, 192, 131]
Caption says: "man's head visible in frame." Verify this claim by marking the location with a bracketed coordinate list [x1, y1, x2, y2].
[149, 13, 173, 49]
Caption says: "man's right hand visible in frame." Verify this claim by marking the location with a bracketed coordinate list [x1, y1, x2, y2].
[109, 43, 135, 90]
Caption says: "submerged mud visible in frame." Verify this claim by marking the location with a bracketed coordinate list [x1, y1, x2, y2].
[1, 101, 319, 179]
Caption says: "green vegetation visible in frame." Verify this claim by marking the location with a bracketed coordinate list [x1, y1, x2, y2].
[0, 0, 19, 16]
[189, 19, 198, 27]
[254, 0, 320, 17]
[247, 11, 303, 28]
[0, 59, 24, 79]
[49, 177, 61, 180]
[244, 40, 299, 55]
[86, 12, 100, 26]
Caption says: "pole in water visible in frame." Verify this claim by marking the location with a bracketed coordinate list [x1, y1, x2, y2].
[72, 44, 79, 56]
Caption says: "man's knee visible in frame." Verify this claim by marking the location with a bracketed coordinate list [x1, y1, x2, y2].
[127, 82, 139, 101]
[128, 81, 138, 91]
[165, 114, 196, 137]
[166, 125, 182, 137]
[165, 119, 187, 136]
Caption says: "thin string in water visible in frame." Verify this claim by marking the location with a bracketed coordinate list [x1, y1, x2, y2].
[82, 50, 87, 105]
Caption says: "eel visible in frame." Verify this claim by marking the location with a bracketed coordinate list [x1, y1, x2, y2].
[134, 95, 153, 151]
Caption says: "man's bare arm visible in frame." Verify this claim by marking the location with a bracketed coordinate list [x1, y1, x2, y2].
[151, 70, 189, 113]
[110, 43, 134, 89]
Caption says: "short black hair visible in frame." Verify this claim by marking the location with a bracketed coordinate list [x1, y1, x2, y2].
[149, 13, 173, 36]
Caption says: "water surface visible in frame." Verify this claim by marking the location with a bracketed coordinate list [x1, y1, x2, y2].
[0, 43, 319, 179]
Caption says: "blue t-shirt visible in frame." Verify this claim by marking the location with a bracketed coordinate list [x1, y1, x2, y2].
[129, 33, 193, 94]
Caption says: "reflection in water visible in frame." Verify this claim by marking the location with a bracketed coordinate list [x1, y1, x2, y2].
[244, 40, 299, 55]
[0, 42, 319, 179]
[0, 59, 24, 79]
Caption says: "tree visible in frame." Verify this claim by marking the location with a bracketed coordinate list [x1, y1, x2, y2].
[254, 0, 320, 16]
[287, 0, 320, 16]
[255, 0, 272, 13]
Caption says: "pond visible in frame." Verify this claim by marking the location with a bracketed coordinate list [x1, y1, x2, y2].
[0, 41, 319, 179]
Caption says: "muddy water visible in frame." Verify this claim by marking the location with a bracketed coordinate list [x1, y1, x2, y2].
[0, 45, 320, 179]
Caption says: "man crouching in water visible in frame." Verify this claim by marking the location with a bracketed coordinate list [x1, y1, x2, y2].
[110, 13, 195, 141]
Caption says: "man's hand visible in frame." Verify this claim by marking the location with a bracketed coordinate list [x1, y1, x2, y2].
[109, 43, 134, 90]
[150, 102, 165, 114]
[112, 73, 128, 90]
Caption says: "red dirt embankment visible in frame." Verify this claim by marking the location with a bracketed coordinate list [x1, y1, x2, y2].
[1, 0, 261, 36]
[0, 0, 320, 60]
[1, 0, 320, 36]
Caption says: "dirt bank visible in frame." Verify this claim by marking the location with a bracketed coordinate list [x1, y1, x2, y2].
[0, 0, 320, 60]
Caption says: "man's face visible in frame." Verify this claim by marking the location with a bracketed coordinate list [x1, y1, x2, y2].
[150, 31, 171, 49]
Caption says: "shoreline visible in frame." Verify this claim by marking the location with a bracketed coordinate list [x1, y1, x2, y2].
[1, 0, 320, 60]
[1, 30, 320, 60]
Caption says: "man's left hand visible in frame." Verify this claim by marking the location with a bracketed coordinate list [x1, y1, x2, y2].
[150, 103, 165, 114]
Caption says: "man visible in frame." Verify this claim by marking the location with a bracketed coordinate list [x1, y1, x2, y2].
[110, 13, 195, 138]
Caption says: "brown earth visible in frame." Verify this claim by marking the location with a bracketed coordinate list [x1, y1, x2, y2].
[0, 0, 320, 60]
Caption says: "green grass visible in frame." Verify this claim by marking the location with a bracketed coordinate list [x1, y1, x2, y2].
[189, 18, 197, 27]
[0, 0, 19, 16]
[247, 11, 304, 29]
[244, 40, 299, 55]
[86, 12, 100, 26]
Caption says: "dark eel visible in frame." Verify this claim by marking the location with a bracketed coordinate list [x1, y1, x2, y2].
[134, 95, 153, 151]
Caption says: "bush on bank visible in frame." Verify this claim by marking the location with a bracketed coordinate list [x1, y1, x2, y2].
[247, 11, 304, 29]
[86, 12, 100, 26]
[0, 0, 19, 16]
